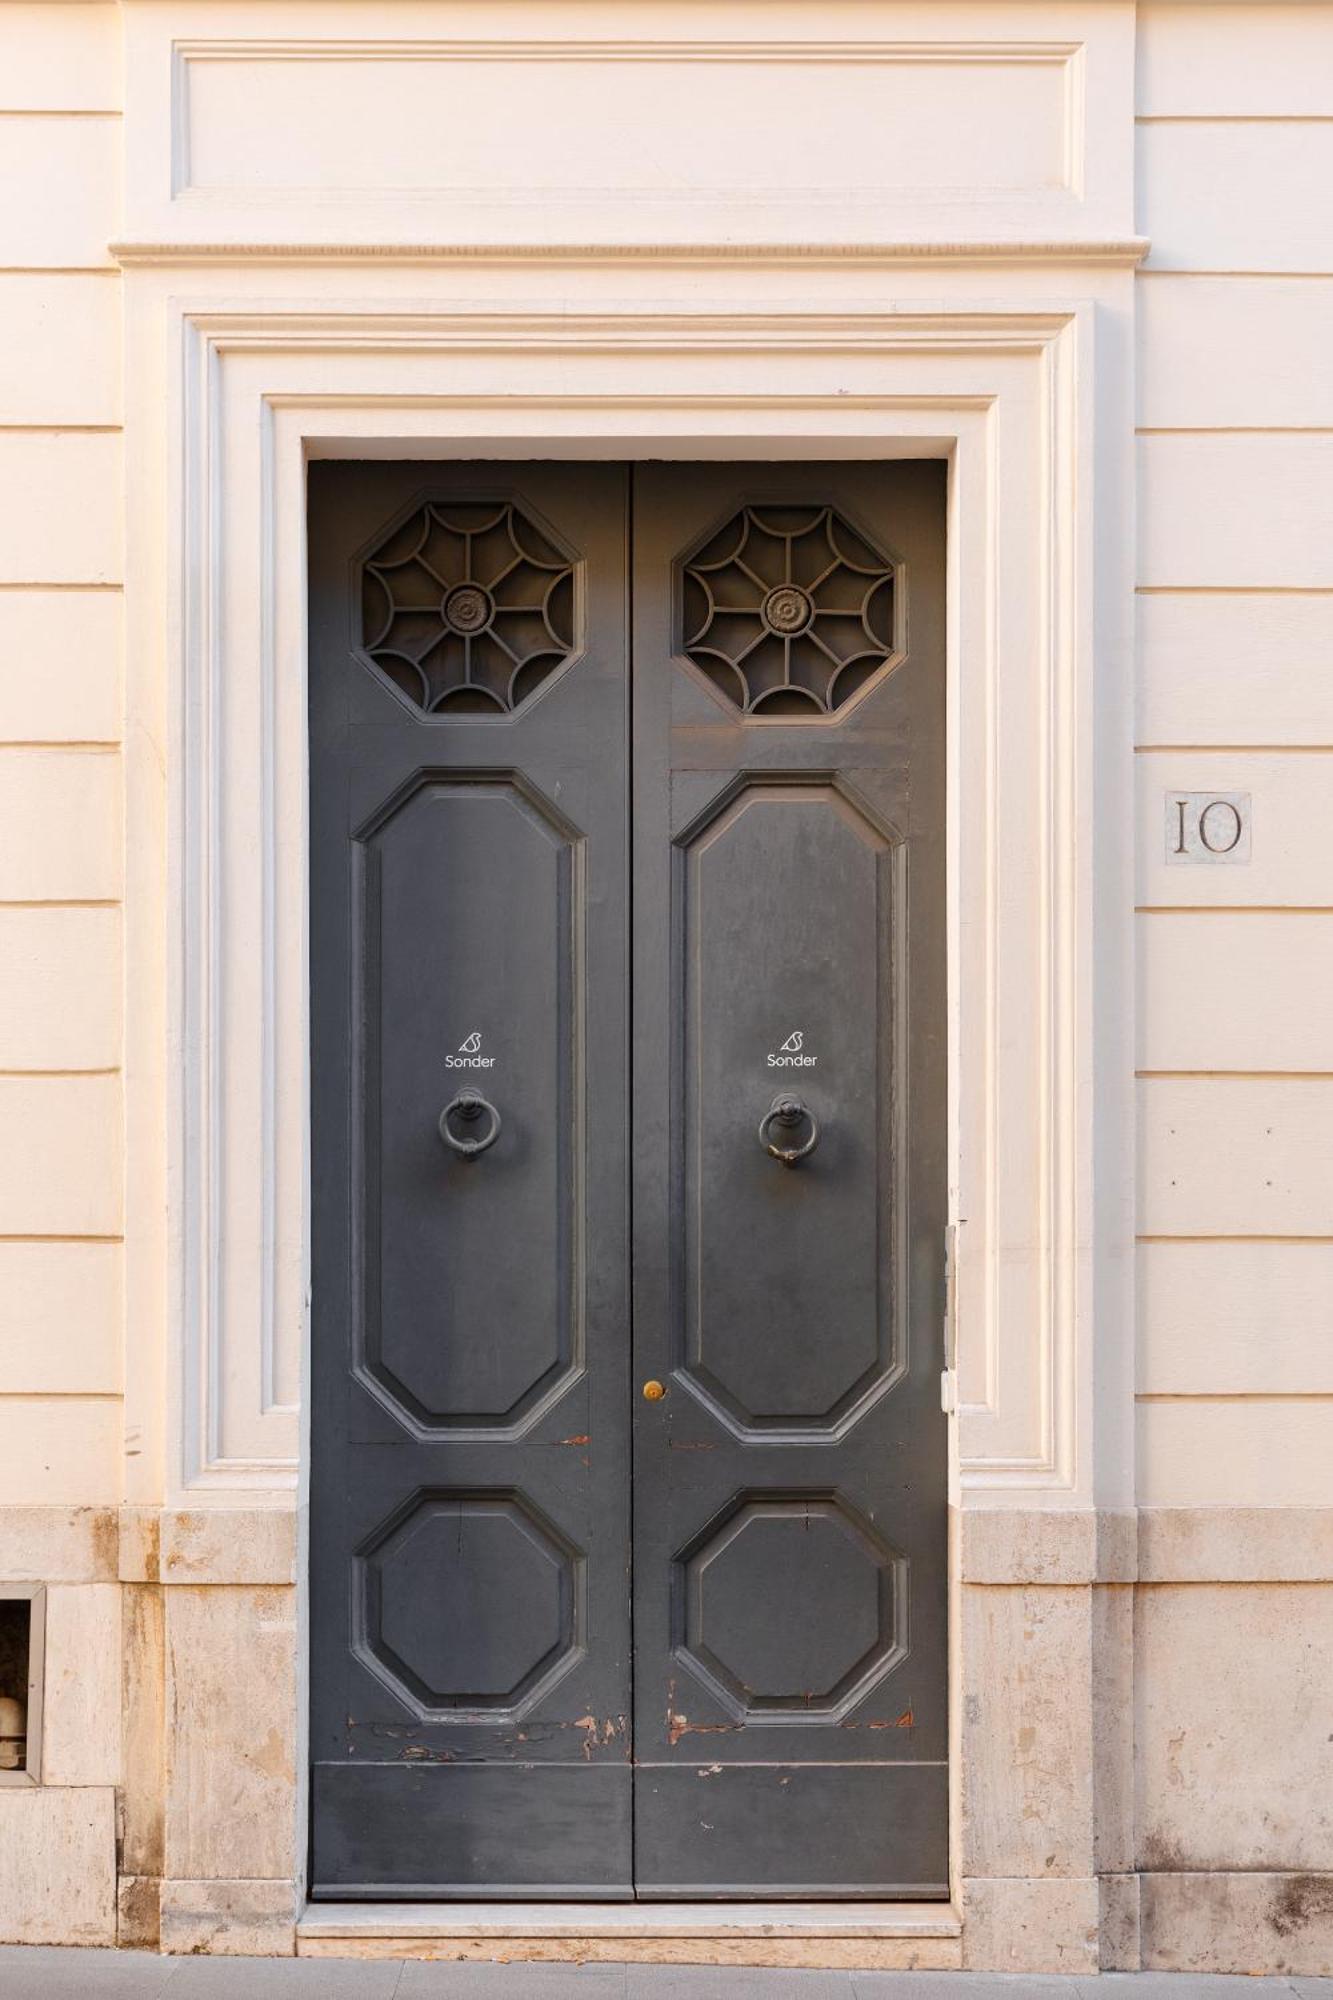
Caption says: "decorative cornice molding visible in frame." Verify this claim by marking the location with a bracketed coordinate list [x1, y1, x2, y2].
[109, 237, 1151, 270]
[176, 37, 1083, 66]
[187, 308, 1073, 359]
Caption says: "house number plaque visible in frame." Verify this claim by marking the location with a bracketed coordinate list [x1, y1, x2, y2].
[1165, 791, 1251, 865]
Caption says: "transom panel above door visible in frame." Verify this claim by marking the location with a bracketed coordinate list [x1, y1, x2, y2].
[308, 461, 948, 1902]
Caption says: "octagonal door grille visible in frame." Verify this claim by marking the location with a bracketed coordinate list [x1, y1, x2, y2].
[678, 502, 902, 716]
[359, 497, 580, 714]
[308, 461, 947, 1904]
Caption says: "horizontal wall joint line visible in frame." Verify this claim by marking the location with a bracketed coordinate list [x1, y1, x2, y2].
[0, 1069, 121, 1080]
[0, 1390, 123, 1402]
[0, 108, 121, 120]
[1136, 1392, 1333, 1404]
[0, 426, 122, 438]
[1136, 427, 1333, 438]
[1136, 1069, 1333, 1081]
[0, 1233, 123, 1244]
[0, 268, 120, 279]
[1137, 1232, 1333, 1244]
[1135, 585, 1333, 597]
[1140, 269, 1333, 281]
[1136, 114, 1333, 126]
[0, 582, 123, 594]
[1136, 905, 1333, 916]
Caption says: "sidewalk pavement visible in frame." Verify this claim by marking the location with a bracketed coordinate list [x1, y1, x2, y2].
[1, 1951, 1331, 2000]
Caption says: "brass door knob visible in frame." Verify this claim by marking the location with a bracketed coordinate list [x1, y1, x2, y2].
[642, 1379, 667, 1402]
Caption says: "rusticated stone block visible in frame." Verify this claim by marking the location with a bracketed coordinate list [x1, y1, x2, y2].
[160, 1508, 297, 1586]
[163, 1585, 297, 1882]
[159, 1877, 298, 1956]
[122, 1580, 165, 1880]
[1137, 1582, 1333, 1870]
[0, 1788, 116, 1945]
[1099, 1872, 1141, 1970]
[961, 1875, 1100, 1973]
[959, 1583, 1095, 1879]
[0, 1504, 117, 1582]
[117, 1873, 161, 1950]
[1142, 1870, 1333, 1977]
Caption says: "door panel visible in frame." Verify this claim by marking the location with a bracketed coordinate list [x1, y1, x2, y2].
[630, 465, 948, 1896]
[355, 774, 581, 1434]
[679, 775, 906, 1435]
[308, 464, 632, 1898]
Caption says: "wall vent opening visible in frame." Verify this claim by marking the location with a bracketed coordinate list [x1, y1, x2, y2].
[0, 1585, 44, 1785]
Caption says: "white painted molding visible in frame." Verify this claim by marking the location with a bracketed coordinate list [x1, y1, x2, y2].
[174, 37, 1084, 63]
[121, 1, 1136, 257]
[109, 240, 1152, 267]
[136, 295, 1123, 1504]
[169, 34, 1085, 212]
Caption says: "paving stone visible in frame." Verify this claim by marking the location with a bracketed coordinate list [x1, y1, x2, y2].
[1086, 1981, 1312, 1999]
[628, 1970, 851, 2000]
[169, 1957, 401, 1997]
[2, 1950, 1333, 1998]
[0, 1947, 179, 1999]
[854, 1979, 1073, 2000]
[399, 1961, 626, 1999]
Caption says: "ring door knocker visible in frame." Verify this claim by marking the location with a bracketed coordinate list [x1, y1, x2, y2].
[438, 1088, 502, 1161]
[759, 1093, 820, 1167]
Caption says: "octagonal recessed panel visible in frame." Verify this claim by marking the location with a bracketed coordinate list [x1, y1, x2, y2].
[355, 1490, 583, 1718]
[351, 771, 584, 1438]
[358, 497, 579, 715]
[676, 776, 906, 1439]
[674, 1492, 907, 1720]
[678, 503, 902, 716]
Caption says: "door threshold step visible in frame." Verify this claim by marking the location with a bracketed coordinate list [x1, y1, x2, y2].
[300, 1903, 961, 1937]
[297, 1903, 963, 1969]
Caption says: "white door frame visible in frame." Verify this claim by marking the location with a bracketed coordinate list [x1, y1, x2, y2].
[119, 279, 1136, 1953]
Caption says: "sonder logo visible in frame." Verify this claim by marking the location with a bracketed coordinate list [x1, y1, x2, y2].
[768, 1028, 817, 1069]
[446, 1030, 495, 1071]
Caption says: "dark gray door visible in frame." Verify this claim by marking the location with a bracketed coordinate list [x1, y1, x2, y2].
[309, 462, 947, 1901]
[630, 466, 948, 1895]
[308, 464, 633, 1896]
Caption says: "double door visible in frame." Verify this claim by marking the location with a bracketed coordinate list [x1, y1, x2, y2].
[308, 461, 947, 1899]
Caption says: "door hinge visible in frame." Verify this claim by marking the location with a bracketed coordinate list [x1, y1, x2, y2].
[940, 1222, 958, 1415]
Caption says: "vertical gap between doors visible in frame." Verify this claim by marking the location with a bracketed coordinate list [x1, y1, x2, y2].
[626, 462, 638, 1900]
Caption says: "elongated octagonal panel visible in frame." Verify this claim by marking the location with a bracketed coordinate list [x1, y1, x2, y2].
[675, 776, 906, 1437]
[351, 773, 583, 1436]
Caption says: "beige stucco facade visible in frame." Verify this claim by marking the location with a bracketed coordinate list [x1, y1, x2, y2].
[0, 0, 1331, 1973]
